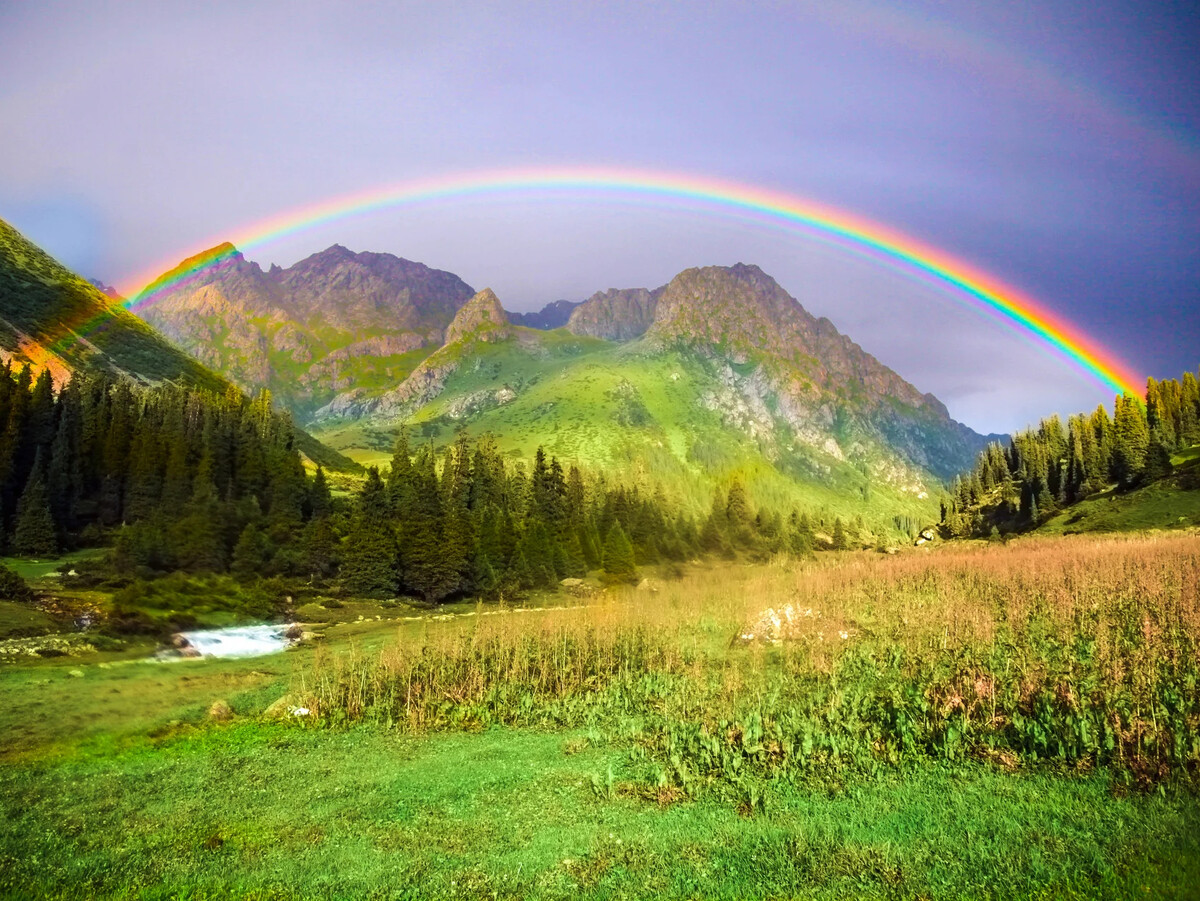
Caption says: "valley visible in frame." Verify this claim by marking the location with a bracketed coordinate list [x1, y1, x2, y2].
[0, 219, 1197, 901]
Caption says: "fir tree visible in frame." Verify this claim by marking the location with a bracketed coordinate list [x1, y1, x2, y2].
[1112, 393, 1150, 485]
[601, 522, 637, 583]
[13, 461, 57, 556]
[830, 517, 848, 551]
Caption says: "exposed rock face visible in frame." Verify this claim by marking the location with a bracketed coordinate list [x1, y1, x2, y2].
[137, 243, 475, 419]
[566, 287, 663, 340]
[316, 288, 515, 421]
[644, 264, 986, 480]
[443, 288, 510, 345]
[340, 262, 987, 488]
[508, 299, 579, 330]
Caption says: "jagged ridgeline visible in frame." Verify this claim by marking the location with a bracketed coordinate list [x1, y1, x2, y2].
[0, 217, 355, 473]
[306, 266, 994, 527]
[945, 369, 1200, 536]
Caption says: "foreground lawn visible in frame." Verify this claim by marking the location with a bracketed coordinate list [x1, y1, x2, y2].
[1, 720, 1198, 901]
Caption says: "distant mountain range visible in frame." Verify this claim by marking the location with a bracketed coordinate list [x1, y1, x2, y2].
[136, 243, 477, 419]
[3, 225, 1000, 519]
[126, 243, 994, 519]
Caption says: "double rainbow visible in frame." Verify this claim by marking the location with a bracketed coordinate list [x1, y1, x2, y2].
[121, 167, 1144, 399]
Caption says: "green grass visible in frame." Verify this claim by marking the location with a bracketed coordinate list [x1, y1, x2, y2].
[1040, 475, 1200, 535]
[1, 549, 106, 584]
[3, 543, 1198, 899]
[0, 600, 56, 638]
[1171, 444, 1200, 469]
[1, 715, 1197, 900]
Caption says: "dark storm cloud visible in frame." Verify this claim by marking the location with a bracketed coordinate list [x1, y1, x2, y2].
[1, 0, 1196, 433]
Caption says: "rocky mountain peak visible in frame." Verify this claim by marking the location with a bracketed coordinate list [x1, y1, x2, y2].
[444, 288, 511, 345]
[134, 243, 476, 419]
[648, 264, 805, 351]
[566, 286, 663, 340]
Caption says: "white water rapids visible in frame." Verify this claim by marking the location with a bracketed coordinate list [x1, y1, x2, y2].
[175, 624, 293, 659]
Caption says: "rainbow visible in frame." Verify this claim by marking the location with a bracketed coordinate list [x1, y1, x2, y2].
[120, 166, 1144, 399]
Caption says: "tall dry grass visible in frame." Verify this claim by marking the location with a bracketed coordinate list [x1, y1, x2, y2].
[299, 533, 1200, 786]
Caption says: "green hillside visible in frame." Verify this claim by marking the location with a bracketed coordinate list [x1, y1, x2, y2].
[0, 218, 358, 473]
[1039, 452, 1200, 535]
[314, 324, 939, 531]
[942, 368, 1200, 538]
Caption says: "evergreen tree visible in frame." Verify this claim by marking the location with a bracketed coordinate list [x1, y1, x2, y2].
[231, 522, 269, 579]
[1112, 393, 1150, 485]
[13, 462, 57, 556]
[830, 517, 848, 551]
[601, 522, 637, 584]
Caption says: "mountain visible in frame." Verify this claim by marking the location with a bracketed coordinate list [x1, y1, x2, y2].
[136, 243, 476, 419]
[508, 299, 580, 330]
[566, 287, 662, 340]
[310, 263, 993, 521]
[0, 218, 357, 472]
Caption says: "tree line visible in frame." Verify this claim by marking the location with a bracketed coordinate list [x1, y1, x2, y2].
[0, 363, 310, 567]
[336, 433, 830, 602]
[0, 364, 882, 605]
[943, 368, 1200, 536]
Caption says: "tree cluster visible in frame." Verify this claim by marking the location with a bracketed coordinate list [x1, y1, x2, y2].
[943, 369, 1200, 536]
[340, 434, 845, 602]
[0, 363, 313, 571]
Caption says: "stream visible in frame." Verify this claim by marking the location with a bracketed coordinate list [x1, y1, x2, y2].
[173, 623, 294, 659]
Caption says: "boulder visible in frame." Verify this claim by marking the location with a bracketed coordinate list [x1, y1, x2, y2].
[207, 699, 234, 722]
[559, 578, 594, 597]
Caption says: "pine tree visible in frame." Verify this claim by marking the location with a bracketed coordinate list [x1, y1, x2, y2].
[302, 516, 336, 579]
[308, 466, 332, 519]
[231, 523, 269, 579]
[601, 522, 637, 583]
[1111, 393, 1150, 485]
[830, 517, 848, 551]
[13, 463, 57, 556]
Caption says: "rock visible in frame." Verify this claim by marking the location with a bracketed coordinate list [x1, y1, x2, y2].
[559, 578, 594, 597]
[207, 699, 234, 722]
[299, 631, 324, 642]
[67, 669, 84, 678]
[566, 286, 662, 340]
[284, 623, 303, 640]
[919, 528, 936, 541]
[263, 695, 294, 719]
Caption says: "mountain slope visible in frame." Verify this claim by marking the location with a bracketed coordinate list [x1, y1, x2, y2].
[312, 264, 992, 526]
[0, 218, 357, 472]
[136, 243, 476, 418]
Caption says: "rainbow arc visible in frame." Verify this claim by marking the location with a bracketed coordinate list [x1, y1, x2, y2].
[118, 167, 1143, 399]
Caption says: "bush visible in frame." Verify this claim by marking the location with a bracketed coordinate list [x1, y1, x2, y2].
[0, 563, 34, 603]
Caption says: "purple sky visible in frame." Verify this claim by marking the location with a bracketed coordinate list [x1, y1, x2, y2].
[2, 1, 1197, 434]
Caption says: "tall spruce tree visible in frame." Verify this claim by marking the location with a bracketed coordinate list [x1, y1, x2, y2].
[601, 522, 637, 583]
[13, 458, 57, 556]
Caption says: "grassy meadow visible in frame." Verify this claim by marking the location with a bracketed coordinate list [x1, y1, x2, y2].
[2, 533, 1199, 899]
